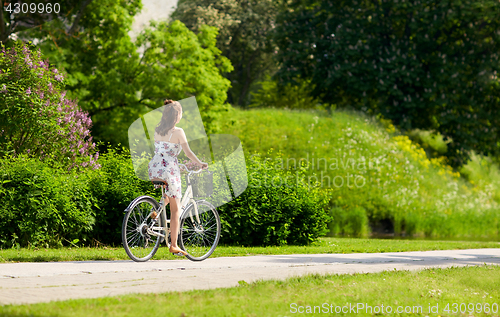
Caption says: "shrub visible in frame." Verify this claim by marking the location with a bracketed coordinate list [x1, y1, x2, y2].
[0, 154, 95, 248]
[0, 146, 163, 248]
[0, 41, 98, 171]
[86, 146, 157, 245]
[217, 150, 332, 246]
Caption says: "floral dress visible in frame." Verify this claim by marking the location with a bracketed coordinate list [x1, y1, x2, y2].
[148, 133, 183, 199]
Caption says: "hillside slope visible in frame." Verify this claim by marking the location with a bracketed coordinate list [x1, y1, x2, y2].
[220, 107, 499, 239]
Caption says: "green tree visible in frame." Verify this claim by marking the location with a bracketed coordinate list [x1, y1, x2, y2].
[132, 20, 233, 135]
[248, 75, 321, 110]
[23, 0, 232, 147]
[1, 0, 94, 44]
[273, 0, 500, 166]
[171, 0, 281, 107]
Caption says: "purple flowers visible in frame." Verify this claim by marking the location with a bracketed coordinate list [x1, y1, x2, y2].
[25, 56, 33, 68]
[1, 42, 99, 172]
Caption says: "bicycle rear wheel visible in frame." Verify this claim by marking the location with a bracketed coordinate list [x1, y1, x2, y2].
[179, 200, 221, 261]
[122, 196, 162, 262]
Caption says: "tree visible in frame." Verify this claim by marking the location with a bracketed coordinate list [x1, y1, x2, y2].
[0, 41, 98, 170]
[21, 0, 232, 148]
[133, 20, 233, 134]
[248, 74, 321, 110]
[1, 0, 93, 44]
[273, 0, 500, 166]
[20, 0, 142, 148]
[171, 0, 281, 107]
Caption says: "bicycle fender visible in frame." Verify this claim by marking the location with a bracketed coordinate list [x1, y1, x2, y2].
[124, 195, 159, 214]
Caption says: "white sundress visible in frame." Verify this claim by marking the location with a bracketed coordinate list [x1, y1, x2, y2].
[148, 131, 183, 199]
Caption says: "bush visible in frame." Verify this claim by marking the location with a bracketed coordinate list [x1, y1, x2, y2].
[0, 146, 159, 248]
[0, 41, 98, 171]
[0, 154, 95, 248]
[0, 141, 335, 248]
[217, 150, 332, 246]
[85, 146, 157, 245]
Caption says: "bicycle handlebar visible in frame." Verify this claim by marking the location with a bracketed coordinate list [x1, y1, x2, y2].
[178, 163, 207, 175]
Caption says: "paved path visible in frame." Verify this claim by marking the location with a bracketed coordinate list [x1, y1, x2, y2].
[1, 249, 499, 305]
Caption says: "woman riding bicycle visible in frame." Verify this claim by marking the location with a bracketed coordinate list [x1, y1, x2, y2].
[148, 99, 208, 256]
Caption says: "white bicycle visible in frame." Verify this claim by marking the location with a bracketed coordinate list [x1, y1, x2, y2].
[122, 164, 220, 262]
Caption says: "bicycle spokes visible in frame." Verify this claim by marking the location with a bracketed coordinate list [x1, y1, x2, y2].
[179, 201, 220, 261]
[122, 199, 161, 261]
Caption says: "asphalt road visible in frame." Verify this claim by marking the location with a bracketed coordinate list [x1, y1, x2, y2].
[1, 248, 500, 305]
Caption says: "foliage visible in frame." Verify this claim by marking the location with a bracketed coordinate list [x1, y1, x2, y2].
[85, 146, 157, 245]
[248, 74, 322, 110]
[0, 145, 158, 248]
[0, 0, 90, 43]
[0, 41, 98, 171]
[0, 154, 95, 248]
[171, 0, 282, 107]
[24, 1, 232, 148]
[407, 129, 451, 159]
[134, 20, 233, 135]
[217, 149, 332, 246]
[329, 206, 369, 238]
[460, 151, 500, 204]
[22, 0, 141, 148]
[272, 0, 500, 166]
[219, 107, 500, 239]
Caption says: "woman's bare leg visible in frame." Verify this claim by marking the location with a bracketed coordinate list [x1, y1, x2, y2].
[168, 195, 187, 255]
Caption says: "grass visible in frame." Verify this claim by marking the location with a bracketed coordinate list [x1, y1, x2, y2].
[1, 265, 499, 316]
[219, 107, 500, 239]
[0, 237, 498, 263]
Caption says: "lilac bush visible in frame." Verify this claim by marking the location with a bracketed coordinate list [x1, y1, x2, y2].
[0, 41, 99, 170]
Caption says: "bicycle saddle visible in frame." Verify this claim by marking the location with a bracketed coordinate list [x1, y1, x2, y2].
[150, 178, 167, 186]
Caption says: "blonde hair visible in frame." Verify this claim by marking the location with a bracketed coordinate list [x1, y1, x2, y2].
[155, 99, 182, 136]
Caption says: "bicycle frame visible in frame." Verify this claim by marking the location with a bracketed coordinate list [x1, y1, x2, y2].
[147, 167, 202, 246]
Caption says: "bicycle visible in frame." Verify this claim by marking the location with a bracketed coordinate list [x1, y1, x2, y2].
[122, 164, 221, 262]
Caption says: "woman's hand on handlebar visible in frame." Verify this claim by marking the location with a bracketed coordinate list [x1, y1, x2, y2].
[199, 162, 208, 169]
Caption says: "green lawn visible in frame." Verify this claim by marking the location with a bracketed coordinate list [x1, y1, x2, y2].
[0, 237, 498, 263]
[1, 265, 499, 316]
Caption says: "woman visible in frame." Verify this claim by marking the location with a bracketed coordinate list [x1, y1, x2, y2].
[148, 99, 208, 256]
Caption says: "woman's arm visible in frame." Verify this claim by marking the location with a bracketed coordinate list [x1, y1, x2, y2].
[178, 128, 208, 168]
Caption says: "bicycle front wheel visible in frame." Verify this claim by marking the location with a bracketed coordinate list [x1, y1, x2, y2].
[122, 196, 162, 262]
[179, 200, 221, 261]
